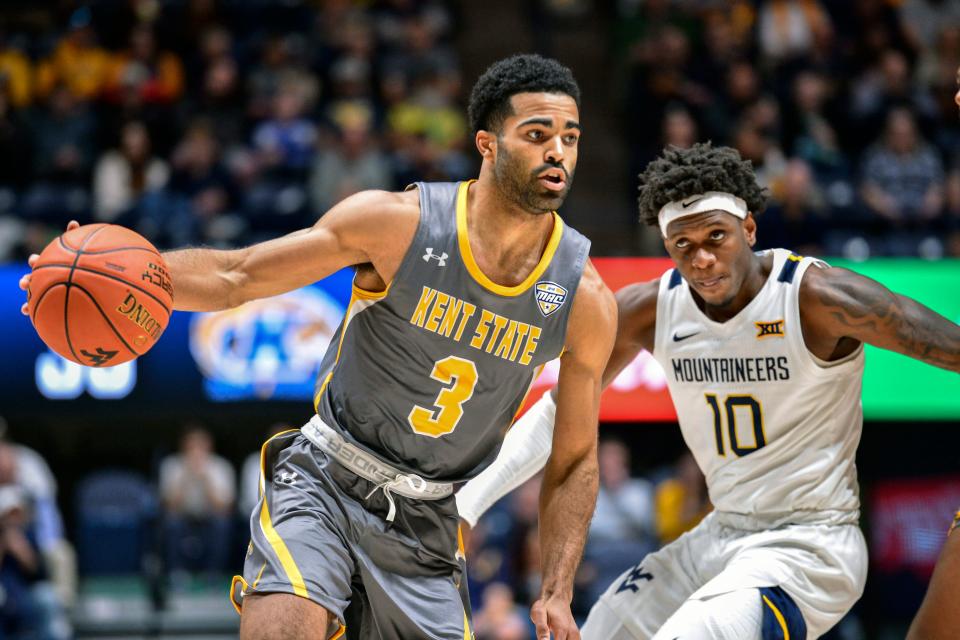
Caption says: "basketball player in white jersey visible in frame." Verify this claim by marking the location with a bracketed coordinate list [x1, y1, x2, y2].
[904, 67, 960, 640]
[457, 142, 960, 639]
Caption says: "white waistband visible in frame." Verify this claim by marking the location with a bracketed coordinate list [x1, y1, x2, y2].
[713, 508, 860, 531]
[301, 416, 454, 502]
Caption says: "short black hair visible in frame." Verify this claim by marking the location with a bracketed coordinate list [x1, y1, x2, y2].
[467, 54, 581, 134]
[637, 142, 768, 227]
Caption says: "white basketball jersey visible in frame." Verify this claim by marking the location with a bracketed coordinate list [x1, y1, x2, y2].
[653, 249, 865, 525]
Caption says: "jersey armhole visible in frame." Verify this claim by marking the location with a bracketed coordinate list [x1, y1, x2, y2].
[651, 270, 676, 359]
[789, 259, 865, 376]
[382, 182, 432, 295]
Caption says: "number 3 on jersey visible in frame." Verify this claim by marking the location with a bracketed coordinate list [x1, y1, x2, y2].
[706, 394, 767, 457]
[408, 356, 479, 437]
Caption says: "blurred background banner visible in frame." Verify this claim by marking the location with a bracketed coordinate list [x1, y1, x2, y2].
[6, 257, 959, 419]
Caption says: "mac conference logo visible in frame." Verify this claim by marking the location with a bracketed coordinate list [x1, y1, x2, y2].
[534, 281, 567, 317]
[189, 288, 344, 401]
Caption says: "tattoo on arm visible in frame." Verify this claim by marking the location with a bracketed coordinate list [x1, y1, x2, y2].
[814, 268, 960, 372]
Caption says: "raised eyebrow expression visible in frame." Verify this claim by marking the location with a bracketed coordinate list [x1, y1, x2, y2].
[673, 225, 729, 246]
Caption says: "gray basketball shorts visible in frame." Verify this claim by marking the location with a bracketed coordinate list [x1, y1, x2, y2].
[230, 429, 473, 640]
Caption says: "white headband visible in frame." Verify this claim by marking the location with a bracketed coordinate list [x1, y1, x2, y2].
[658, 191, 748, 237]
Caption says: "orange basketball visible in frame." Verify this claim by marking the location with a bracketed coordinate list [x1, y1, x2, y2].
[27, 224, 174, 367]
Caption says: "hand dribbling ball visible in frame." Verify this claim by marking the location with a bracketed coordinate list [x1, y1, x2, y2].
[26, 224, 174, 367]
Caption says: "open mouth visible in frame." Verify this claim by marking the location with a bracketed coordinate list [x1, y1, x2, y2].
[537, 169, 567, 192]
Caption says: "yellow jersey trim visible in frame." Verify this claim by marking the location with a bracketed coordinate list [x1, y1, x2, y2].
[258, 430, 309, 599]
[762, 594, 790, 640]
[508, 363, 546, 428]
[352, 280, 390, 300]
[330, 624, 347, 639]
[462, 608, 472, 640]
[229, 574, 247, 616]
[455, 180, 564, 297]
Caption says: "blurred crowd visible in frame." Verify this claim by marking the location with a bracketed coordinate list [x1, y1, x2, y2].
[0, 1, 957, 261]
[620, 0, 960, 258]
[0, 0, 470, 262]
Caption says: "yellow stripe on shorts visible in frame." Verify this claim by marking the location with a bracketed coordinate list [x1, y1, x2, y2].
[762, 594, 790, 640]
[258, 430, 308, 598]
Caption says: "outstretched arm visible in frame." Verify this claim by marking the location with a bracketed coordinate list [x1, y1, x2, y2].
[800, 265, 960, 372]
[531, 260, 617, 640]
[163, 189, 418, 311]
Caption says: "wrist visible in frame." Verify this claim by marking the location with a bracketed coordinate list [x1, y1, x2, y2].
[539, 585, 574, 603]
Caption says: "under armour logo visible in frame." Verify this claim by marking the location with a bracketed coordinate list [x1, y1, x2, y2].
[276, 471, 298, 485]
[423, 248, 448, 266]
[615, 564, 654, 594]
[80, 347, 119, 367]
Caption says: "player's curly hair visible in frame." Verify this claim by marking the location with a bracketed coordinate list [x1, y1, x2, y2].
[467, 54, 580, 134]
[637, 142, 768, 227]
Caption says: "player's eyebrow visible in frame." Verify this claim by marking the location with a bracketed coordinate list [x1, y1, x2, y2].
[517, 117, 581, 131]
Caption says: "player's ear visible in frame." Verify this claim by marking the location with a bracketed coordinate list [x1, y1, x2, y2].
[475, 130, 497, 159]
[743, 213, 757, 247]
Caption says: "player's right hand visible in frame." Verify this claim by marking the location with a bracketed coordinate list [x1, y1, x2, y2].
[19, 220, 80, 316]
[531, 595, 580, 640]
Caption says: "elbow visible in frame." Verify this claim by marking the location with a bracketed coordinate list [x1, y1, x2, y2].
[221, 251, 252, 309]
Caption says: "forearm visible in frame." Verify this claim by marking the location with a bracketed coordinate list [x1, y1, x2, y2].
[456, 393, 556, 526]
[890, 293, 960, 372]
[538, 450, 598, 601]
[163, 246, 248, 311]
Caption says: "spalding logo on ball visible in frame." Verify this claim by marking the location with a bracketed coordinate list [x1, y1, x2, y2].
[26, 224, 174, 367]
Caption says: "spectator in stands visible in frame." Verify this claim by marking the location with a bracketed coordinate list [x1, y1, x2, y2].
[583, 439, 655, 603]
[251, 82, 317, 176]
[472, 582, 529, 640]
[309, 103, 392, 215]
[860, 107, 945, 255]
[138, 120, 237, 248]
[732, 119, 788, 190]
[900, 0, 960, 53]
[29, 85, 96, 185]
[850, 49, 938, 147]
[159, 425, 235, 582]
[0, 90, 31, 192]
[0, 32, 31, 109]
[34, 8, 111, 103]
[104, 25, 184, 107]
[187, 55, 245, 149]
[0, 483, 45, 638]
[93, 120, 169, 223]
[654, 452, 711, 546]
[783, 70, 849, 179]
[756, 0, 832, 69]
[0, 434, 72, 640]
[761, 158, 828, 254]
[246, 35, 318, 124]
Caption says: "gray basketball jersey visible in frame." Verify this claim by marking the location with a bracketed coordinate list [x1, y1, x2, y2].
[314, 181, 590, 480]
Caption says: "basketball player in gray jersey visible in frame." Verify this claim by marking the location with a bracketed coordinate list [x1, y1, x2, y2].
[19, 55, 617, 639]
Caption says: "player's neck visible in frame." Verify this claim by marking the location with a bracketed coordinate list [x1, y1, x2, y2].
[465, 179, 556, 271]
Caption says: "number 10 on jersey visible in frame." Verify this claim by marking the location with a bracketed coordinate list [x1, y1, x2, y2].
[705, 394, 767, 457]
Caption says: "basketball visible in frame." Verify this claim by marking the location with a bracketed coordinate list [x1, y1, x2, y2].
[27, 224, 174, 367]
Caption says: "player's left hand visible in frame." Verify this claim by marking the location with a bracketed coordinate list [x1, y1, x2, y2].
[531, 594, 579, 640]
[19, 220, 81, 315]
